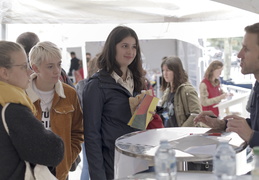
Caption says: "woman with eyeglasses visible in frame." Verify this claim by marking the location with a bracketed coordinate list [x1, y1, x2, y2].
[26, 41, 83, 180]
[0, 41, 64, 179]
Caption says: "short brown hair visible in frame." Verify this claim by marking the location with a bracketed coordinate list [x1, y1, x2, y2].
[16, 32, 39, 56]
[245, 22, 259, 46]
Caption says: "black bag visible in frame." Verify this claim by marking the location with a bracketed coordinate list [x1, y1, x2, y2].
[70, 155, 81, 171]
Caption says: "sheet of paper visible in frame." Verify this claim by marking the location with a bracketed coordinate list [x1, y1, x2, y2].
[185, 144, 217, 155]
[118, 129, 190, 146]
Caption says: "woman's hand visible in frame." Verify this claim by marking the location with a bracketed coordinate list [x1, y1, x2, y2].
[149, 111, 156, 121]
[220, 93, 228, 100]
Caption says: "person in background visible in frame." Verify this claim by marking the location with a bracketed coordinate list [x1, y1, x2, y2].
[26, 41, 83, 180]
[82, 26, 145, 180]
[159, 56, 212, 171]
[0, 41, 64, 179]
[159, 56, 201, 127]
[76, 54, 99, 180]
[75, 52, 93, 83]
[143, 69, 155, 96]
[76, 54, 100, 106]
[60, 68, 76, 87]
[16, 32, 39, 58]
[199, 60, 228, 117]
[74, 60, 84, 83]
[87, 53, 99, 79]
[16, 31, 74, 87]
[68, 51, 80, 77]
[194, 22, 259, 148]
[16, 31, 80, 173]
[86, 52, 92, 63]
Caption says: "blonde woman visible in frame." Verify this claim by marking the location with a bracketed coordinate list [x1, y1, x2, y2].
[26, 41, 83, 180]
[0, 41, 64, 179]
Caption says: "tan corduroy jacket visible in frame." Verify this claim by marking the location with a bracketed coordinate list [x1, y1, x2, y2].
[26, 74, 83, 180]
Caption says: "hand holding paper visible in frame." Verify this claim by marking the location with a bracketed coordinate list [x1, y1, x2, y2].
[128, 90, 159, 130]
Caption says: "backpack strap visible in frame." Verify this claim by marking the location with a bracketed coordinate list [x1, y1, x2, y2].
[1, 103, 10, 135]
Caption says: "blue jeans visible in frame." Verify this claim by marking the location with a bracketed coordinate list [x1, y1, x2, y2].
[80, 143, 90, 180]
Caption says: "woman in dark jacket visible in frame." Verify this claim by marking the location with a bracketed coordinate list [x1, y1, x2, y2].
[82, 26, 145, 180]
[0, 41, 64, 180]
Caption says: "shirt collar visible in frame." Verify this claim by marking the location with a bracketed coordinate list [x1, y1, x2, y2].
[111, 69, 134, 95]
[111, 69, 133, 83]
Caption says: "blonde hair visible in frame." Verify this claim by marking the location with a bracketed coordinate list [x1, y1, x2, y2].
[29, 41, 61, 67]
[0, 41, 24, 69]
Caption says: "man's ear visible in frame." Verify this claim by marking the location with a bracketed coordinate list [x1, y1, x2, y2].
[31, 64, 39, 73]
[0, 67, 10, 81]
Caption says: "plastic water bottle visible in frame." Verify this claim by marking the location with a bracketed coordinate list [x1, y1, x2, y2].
[213, 141, 236, 180]
[252, 147, 259, 180]
[155, 140, 176, 180]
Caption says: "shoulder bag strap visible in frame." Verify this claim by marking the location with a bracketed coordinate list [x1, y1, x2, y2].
[1, 103, 37, 180]
[1, 103, 57, 180]
[1, 103, 10, 135]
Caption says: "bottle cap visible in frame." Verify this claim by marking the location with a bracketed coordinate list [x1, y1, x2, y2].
[254, 147, 259, 155]
[160, 139, 168, 144]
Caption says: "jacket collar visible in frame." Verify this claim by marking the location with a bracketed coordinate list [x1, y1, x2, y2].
[91, 69, 114, 83]
[26, 73, 66, 103]
[91, 69, 136, 97]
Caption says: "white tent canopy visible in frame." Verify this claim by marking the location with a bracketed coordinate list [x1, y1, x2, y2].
[1, 0, 259, 24]
[1, 0, 258, 86]
[1, 0, 259, 45]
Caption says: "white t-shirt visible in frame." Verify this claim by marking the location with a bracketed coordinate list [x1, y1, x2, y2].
[32, 82, 54, 130]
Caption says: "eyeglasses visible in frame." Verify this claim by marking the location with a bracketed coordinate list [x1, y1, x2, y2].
[12, 63, 31, 70]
